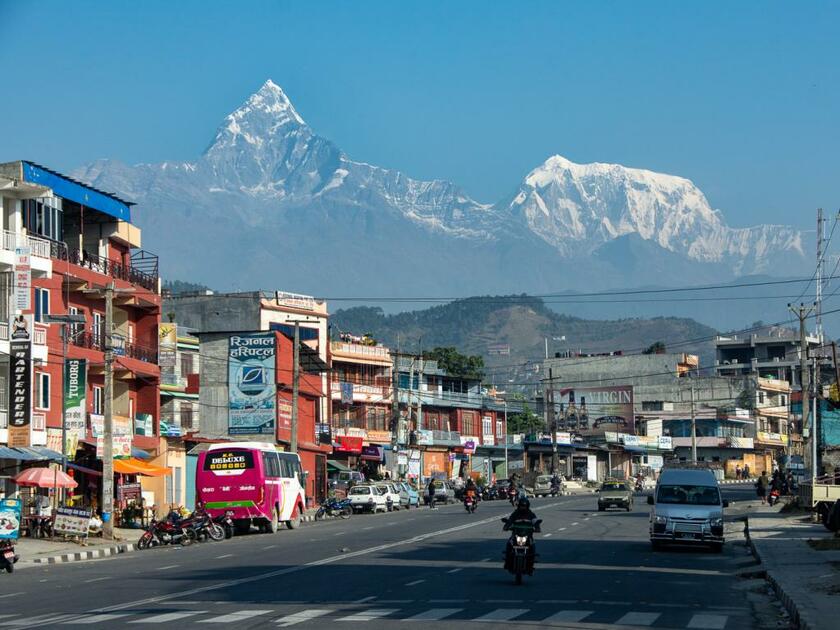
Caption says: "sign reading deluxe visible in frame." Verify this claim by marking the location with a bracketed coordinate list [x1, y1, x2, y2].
[228, 334, 276, 435]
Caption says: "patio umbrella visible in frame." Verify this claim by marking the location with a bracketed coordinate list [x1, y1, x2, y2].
[13, 467, 78, 489]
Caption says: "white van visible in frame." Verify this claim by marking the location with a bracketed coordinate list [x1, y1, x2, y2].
[647, 467, 728, 552]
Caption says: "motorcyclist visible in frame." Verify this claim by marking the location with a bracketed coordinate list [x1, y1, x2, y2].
[464, 478, 478, 506]
[503, 497, 540, 574]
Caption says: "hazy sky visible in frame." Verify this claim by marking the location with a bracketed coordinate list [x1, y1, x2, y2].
[1, 1, 837, 229]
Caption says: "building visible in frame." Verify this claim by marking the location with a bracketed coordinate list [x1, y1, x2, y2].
[0, 161, 162, 511]
[197, 329, 331, 505]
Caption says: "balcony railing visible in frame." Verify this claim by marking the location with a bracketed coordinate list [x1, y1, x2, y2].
[0, 321, 47, 345]
[50, 242, 158, 291]
[2, 230, 52, 259]
[73, 332, 157, 363]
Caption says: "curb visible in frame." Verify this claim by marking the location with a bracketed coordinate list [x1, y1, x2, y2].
[745, 517, 816, 630]
[30, 542, 136, 565]
[720, 479, 755, 485]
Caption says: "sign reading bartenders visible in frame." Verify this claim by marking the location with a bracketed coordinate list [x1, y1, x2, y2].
[7, 315, 32, 447]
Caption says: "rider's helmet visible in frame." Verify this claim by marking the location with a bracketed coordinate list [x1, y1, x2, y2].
[517, 497, 530, 509]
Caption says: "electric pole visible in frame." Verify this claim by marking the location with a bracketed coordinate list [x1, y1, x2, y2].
[103, 282, 115, 540]
[290, 320, 300, 453]
[789, 303, 815, 480]
[690, 383, 697, 464]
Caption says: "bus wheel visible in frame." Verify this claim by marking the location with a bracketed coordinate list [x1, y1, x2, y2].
[286, 504, 302, 529]
[266, 507, 279, 534]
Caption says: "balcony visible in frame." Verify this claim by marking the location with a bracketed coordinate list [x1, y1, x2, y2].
[50, 242, 159, 292]
[2, 230, 51, 259]
[0, 321, 47, 345]
[73, 332, 157, 363]
[330, 340, 391, 363]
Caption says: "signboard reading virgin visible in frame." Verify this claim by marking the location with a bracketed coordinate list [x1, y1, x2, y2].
[547, 385, 635, 436]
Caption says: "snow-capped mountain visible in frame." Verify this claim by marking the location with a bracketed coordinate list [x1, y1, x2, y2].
[72, 80, 808, 297]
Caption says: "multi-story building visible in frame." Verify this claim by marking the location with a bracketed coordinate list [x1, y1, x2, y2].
[715, 330, 827, 387]
[0, 161, 161, 506]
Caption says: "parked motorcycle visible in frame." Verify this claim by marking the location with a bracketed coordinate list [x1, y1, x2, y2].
[502, 517, 542, 585]
[181, 511, 225, 542]
[315, 497, 353, 520]
[464, 495, 477, 514]
[0, 540, 19, 574]
[213, 511, 236, 539]
[137, 518, 194, 549]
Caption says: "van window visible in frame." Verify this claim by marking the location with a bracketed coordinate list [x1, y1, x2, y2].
[657, 484, 720, 505]
[262, 451, 282, 478]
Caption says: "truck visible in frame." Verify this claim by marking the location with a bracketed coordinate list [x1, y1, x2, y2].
[799, 473, 840, 529]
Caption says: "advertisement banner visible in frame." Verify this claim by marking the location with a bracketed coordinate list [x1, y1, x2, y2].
[366, 430, 392, 444]
[228, 333, 276, 435]
[96, 416, 132, 458]
[548, 385, 635, 437]
[158, 322, 177, 368]
[64, 359, 86, 453]
[340, 382, 354, 404]
[14, 246, 30, 311]
[0, 498, 22, 540]
[53, 506, 92, 537]
[7, 315, 32, 448]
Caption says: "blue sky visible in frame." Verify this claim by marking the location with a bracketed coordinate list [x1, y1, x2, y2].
[0, 0, 837, 229]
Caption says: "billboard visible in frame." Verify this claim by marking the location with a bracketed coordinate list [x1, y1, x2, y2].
[228, 333, 276, 435]
[548, 385, 635, 436]
[64, 359, 86, 455]
[158, 322, 177, 367]
[7, 315, 32, 447]
[14, 247, 30, 311]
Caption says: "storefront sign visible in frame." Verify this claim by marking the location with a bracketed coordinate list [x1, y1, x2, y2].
[460, 437, 477, 454]
[482, 433, 496, 446]
[757, 431, 788, 446]
[0, 498, 22, 540]
[96, 416, 132, 458]
[397, 454, 408, 466]
[366, 430, 392, 444]
[548, 385, 635, 437]
[555, 431, 572, 446]
[361, 445, 384, 461]
[53, 506, 92, 537]
[416, 429, 434, 446]
[657, 435, 673, 450]
[340, 382, 354, 404]
[64, 359, 87, 453]
[158, 322, 177, 368]
[646, 455, 664, 469]
[117, 482, 142, 501]
[334, 436, 363, 454]
[507, 459, 525, 471]
[407, 460, 421, 477]
[14, 247, 30, 311]
[7, 315, 32, 447]
[728, 436, 754, 449]
[228, 333, 276, 435]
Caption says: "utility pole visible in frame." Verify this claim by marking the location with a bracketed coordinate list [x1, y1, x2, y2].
[813, 356, 819, 480]
[789, 303, 815, 479]
[503, 399, 509, 479]
[690, 383, 697, 464]
[816, 209, 825, 341]
[290, 320, 300, 453]
[416, 352, 424, 481]
[102, 282, 115, 540]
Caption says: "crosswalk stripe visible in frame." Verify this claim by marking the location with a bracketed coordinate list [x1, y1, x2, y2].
[337, 609, 398, 622]
[2, 615, 77, 626]
[129, 611, 205, 623]
[200, 609, 274, 623]
[274, 610, 331, 626]
[403, 608, 463, 621]
[615, 612, 661, 626]
[61, 614, 130, 625]
[543, 610, 594, 622]
[688, 613, 729, 629]
[473, 609, 529, 622]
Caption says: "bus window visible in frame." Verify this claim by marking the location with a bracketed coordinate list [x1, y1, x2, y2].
[278, 453, 301, 479]
[262, 451, 281, 478]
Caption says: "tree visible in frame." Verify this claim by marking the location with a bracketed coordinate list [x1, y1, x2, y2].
[506, 404, 544, 434]
[422, 346, 485, 379]
[643, 341, 667, 355]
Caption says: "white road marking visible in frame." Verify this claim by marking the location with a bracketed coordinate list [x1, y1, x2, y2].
[571, 522, 579, 526]
[557, 527, 566, 531]
[337, 609, 398, 622]
[543, 533, 553, 537]
[263, 545, 277, 549]
[480, 557, 491, 562]
[362, 527, 374, 530]
[404, 608, 462, 621]
[446, 568, 463, 574]
[537, 600, 579, 604]
[405, 579, 425, 586]
[61, 614, 129, 625]
[473, 609, 529, 622]
[2, 617, 76, 627]
[200, 609, 273, 623]
[274, 610, 330, 627]
[688, 614, 729, 629]
[129, 611, 205, 623]
[430, 599, 468, 603]
[353, 596, 377, 603]
[83, 577, 109, 584]
[0, 594, 24, 600]
[543, 611, 594, 622]
[614, 611, 661, 626]
[215, 554, 233, 559]
[155, 564, 180, 571]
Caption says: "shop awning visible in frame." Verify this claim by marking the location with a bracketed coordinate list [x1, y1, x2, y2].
[327, 459, 351, 472]
[113, 458, 172, 476]
[0, 446, 63, 461]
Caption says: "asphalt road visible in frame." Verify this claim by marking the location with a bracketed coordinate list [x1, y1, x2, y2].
[0, 486, 763, 629]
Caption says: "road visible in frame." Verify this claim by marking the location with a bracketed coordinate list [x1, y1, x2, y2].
[0, 486, 767, 629]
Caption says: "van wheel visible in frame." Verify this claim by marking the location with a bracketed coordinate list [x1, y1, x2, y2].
[286, 504, 302, 529]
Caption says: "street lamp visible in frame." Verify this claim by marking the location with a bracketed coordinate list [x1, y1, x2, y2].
[44, 313, 87, 474]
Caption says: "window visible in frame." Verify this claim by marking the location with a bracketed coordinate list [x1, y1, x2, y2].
[180, 402, 194, 429]
[93, 386, 103, 415]
[781, 395, 787, 406]
[482, 415, 493, 436]
[35, 288, 49, 323]
[23, 197, 63, 241]
[180, 352, 195, 378]
[68, 306, 83, 338]
[93, 312, 103, 347]
[36, 373, 50, 410]
[129, 398, 135, 422]
[496, 420, 503, 436]
[758, 392, 765, 405]
[262, 451, 282, 478]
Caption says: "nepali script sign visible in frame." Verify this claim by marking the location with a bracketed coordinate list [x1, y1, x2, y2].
[228, 334, 276, 435]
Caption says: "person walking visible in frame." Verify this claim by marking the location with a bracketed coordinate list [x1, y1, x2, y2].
[756, 471, 769, 504]
[427, 478, 437, 510]
[735, 464, 742, 480]
[743, 464, 751, 479]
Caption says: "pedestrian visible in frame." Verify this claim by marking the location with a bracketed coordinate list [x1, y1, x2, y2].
[744, 464, 751, 479]
[756, 472, 768, 504]
[427, 478, 437, 510]
[735, 464, 742, 480]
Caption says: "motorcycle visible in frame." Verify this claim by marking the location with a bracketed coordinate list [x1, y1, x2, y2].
[315, 497, 354, 520]
[768, 488, 781, 506]
[213, 511, 236, 539]
[0, 540, 19, 574]
[509, 485, 526, 506]
[482, 486, 499, 501]
[137, 518, 194, 549]
[502, 517, 542, 585]
[464, 494, 478, 513]
[180, 511, 225, 542]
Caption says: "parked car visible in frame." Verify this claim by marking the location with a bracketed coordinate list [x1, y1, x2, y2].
[375, 482, 402, 511]
[347, 485, 387, 513]
[397, 481, 420, 508]
[424, 480, 456, 504]
[597, 479, 633, 511]
[329, 470, 365, 493]
[648, 467, 728, 552]
[534, 475, 561, 497]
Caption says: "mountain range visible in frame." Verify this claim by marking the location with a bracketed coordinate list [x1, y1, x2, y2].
[73, 80, 809, 310]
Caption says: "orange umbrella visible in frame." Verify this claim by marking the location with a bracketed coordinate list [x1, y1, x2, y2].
[14, 467, 78, 489]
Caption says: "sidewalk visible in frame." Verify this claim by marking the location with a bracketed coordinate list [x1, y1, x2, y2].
[15, 527, 141, 568]
[748, 506, 840, 630]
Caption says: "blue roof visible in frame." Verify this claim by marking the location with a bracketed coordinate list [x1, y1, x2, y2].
[22, 161, 133, 222]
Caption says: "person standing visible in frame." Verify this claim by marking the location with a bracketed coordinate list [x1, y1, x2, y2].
[735, 464, 742, 480]
[756, 471, 769, 504]
[744, 464, 751, 479]
[427, 478, 437, 510]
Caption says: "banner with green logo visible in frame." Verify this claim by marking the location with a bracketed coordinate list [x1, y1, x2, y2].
[64, 359, 86, 455]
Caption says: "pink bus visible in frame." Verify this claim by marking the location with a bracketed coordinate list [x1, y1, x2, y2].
[196, 442, 306, 533]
